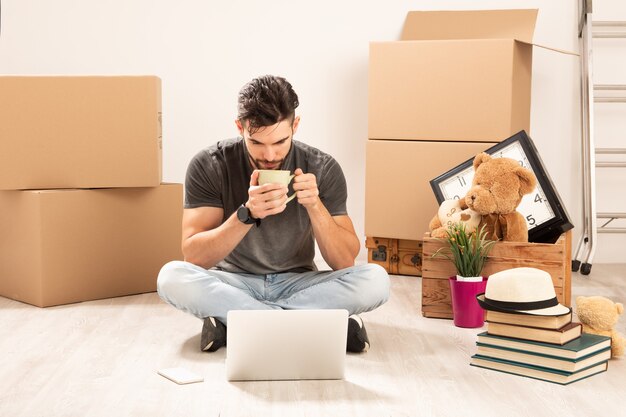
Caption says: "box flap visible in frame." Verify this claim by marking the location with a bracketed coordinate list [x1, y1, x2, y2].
[401, 9, 537, 43]
[517, 40, 579, 56]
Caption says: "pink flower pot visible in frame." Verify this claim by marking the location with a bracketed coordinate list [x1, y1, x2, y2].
[448, 276, 488, 328]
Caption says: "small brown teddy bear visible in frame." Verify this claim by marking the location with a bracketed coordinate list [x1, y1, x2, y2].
[429, 152, 537, 242]
[576, 295, 625, 358]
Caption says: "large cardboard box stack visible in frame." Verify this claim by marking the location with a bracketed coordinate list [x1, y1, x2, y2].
[0, 76, 183, 307]
[365, 9, 566, 273]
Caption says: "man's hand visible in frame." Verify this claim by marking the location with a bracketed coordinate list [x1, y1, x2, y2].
[293, 168, 320, 209]
[246, 170, 289, 219]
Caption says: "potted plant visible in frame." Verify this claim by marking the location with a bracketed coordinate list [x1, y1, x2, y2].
[432, 222, 497, 328]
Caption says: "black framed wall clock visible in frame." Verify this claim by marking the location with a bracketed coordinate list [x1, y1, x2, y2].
[430, 130, 573, 243]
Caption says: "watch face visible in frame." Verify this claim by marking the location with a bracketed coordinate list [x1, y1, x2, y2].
[430, 131, 573, 243]
[237, 205, 251, 223]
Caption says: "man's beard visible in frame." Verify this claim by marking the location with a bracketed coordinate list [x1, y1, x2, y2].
[248, 155, 283, 170]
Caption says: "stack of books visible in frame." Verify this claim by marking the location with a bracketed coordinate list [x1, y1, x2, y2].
[470, 309, 612, 385]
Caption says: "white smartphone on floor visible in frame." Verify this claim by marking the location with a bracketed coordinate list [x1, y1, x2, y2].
[157, 367, 204, 385]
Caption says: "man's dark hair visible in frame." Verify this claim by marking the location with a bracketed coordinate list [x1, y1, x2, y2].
[237, 75, 300, 134]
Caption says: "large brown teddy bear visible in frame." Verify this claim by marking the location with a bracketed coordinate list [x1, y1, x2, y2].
[429, 153, 537, 242]
[576, 295, 625, 358]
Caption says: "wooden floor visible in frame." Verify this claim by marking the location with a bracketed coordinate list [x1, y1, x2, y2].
[1, 264, 625, 417]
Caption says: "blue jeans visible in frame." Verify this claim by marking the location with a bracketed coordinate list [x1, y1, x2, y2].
[157, 261, 390, 324]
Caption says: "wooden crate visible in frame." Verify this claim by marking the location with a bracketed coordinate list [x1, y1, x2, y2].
[421, 231, 572, 319]
[365, 237, 422, 276]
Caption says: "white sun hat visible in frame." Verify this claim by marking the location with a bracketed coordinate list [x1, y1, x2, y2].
[476, 267, 571, 316]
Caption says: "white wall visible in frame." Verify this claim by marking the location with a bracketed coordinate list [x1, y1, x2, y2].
[1, 0, 623, 263]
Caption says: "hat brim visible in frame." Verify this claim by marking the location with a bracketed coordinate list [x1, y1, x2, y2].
[476, 293, 571, 317]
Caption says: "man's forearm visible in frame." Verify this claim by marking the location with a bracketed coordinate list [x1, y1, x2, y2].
[182, 213, 253, 269]
[307, 203, 360, 270]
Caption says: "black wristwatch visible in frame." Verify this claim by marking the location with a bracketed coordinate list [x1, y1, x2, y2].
[236, 204, 260, 227]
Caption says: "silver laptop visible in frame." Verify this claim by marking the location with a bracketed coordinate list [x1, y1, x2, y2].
[226, 309, 348, 381]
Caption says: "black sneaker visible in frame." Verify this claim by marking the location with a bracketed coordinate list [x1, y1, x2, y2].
[200, 317, 227, 352]
[346, 314, 370, 353]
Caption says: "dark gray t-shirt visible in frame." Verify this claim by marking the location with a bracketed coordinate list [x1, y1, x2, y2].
[185, 137, 348, 274]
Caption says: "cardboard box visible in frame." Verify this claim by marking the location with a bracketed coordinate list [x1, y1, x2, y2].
[0, 184, 183, 307]
[365, 237, 422, 276]
[421, 231, 572, 319]
[0, 76, 162, 190]
[364, 139, 495, 240]
[368, 9, 572, 142]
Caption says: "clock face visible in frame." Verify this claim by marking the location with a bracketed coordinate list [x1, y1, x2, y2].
[431, 131, 573, 243]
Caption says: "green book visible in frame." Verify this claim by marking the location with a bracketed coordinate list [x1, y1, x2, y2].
[477, 332, 612, 360]
[475, 344, 610, 373]
[470, 354, 608, 385]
